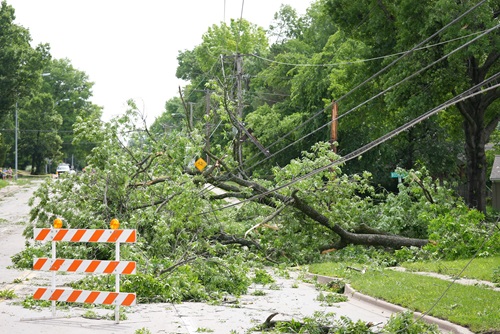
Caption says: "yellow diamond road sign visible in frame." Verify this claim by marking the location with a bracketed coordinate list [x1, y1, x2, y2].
[195, 158, 207, 171]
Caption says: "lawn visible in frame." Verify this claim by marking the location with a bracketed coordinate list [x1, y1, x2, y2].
[308, 257, 500, 333]
[401, 256, 500, 282]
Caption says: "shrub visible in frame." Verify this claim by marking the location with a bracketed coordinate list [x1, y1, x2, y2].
[425, 208, 500, 260]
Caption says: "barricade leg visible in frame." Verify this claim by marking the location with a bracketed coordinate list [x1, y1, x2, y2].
[115, 241, 120, 323]
[51, 238, 56, 316]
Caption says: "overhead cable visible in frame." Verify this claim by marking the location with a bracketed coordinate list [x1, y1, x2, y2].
[242, 22, 500, 172]
[203, 75, 500, 213]
[240, 1, 488, 170]
[250, 30, 488, 68]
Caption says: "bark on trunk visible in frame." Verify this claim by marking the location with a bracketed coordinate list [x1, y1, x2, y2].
[291, 191, 428, 249]
[458, 53, 500, 213]
[206, 170, 429, 250]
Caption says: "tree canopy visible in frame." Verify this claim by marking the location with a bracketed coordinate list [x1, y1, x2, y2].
[324, 0, 500, 211]
[0, 1, 99, 172]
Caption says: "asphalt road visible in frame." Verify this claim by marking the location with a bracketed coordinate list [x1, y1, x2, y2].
[0, 181, 473, 333]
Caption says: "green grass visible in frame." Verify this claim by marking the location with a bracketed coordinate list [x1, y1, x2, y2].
[0, 177, 35, 190]
[401, 256, 500, 282]
[308, 260, 500, 333]
[0, 179, 9, 189]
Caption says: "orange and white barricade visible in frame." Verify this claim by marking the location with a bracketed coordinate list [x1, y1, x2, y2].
[32, 218, 136, 323]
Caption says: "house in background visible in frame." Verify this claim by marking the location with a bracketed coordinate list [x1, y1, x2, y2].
[489, 155, 500, 210]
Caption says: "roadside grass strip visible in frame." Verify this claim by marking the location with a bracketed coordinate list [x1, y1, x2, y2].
[401, 256, 500, 282]
[308, 263, 500, 333]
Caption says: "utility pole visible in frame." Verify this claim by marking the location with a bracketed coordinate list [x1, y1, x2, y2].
[14, 101, 18, 181]
[235, 53, 244, 167]
[188, 102, 195, 129]
[331, 101, 338, 153]
[236, 53, 243, 119]
[205, 89, 211, 165]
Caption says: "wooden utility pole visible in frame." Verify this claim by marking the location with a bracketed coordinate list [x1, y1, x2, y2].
[235, 53, 244, 167]
[331, 101, 338, 153]
[205, 89, 211, 165]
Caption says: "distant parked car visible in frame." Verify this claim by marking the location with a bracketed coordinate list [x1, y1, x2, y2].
[55, 163, 71, 178]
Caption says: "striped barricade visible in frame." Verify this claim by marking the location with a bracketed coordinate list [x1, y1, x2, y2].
[33, 258, 136, 274]
[33, 288, 136, 306]
[32, 219, 136, 323]
[34, 228, 137, 243]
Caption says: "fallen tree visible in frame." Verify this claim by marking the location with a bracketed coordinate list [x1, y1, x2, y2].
[200, 156, 430, 252]
[16, 108, 496, 305]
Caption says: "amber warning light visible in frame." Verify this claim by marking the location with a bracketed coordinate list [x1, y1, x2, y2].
[110, 218, 120, 230]
[53, 218, 63, 229]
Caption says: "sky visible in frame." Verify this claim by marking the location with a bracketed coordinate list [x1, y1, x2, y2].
[6, 0, 313, 125]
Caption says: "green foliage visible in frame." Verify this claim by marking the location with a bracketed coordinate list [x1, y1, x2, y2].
[382, 311, 439, 334]
[252, 269, 275, 284]
[11, 242, 48, 269]
[0, 1, 47, 122]
[70, 259, 251, 304]
[251, 290, 266, 296]
[41, 58, 96, 170]
[0, 179, 8, 189]
[82, 309, 127, 321]
[272, 318, 304, 333]
[332, 316, 375, 334]
[135, 328, 152, 334]
[316, 291, 348, 305]
[0, 3, 96, 172]
[425, 209, 500, 260]
[373, 168, 463, 239]
[258, 311, 376, 333]
[493, 266, 500, 284]
[21, 295, 52, 309]
[0, 289, 17, 300]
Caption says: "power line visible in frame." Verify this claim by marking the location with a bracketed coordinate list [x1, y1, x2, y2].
[0, 128, 74, 133]
[241, 22, 499, 173]
[250, 30, 487, 68]
[200, 76, 500, 214]
[238, 0, 488, 171]
[337, 0, 487, 104]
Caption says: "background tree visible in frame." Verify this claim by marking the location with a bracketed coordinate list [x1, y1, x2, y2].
[176, 18, 269, 169]
[324, 0, 500, 211]
[41, 58, 96, 170]
[150, 97, 186, 136]
[18, 93, 62, 174]
[0, 1, 50, 167]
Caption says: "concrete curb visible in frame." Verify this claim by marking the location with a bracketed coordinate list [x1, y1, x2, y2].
[306, 273, 474, 334]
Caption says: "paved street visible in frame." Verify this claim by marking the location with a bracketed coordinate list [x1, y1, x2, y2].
[0, 182, 472, 333]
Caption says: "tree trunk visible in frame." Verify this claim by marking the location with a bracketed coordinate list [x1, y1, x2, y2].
[457, 53, 500, 213]
[290, 191, 428, 250]
[206, 170, 429, 250]
[464, 124, 487, 212]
